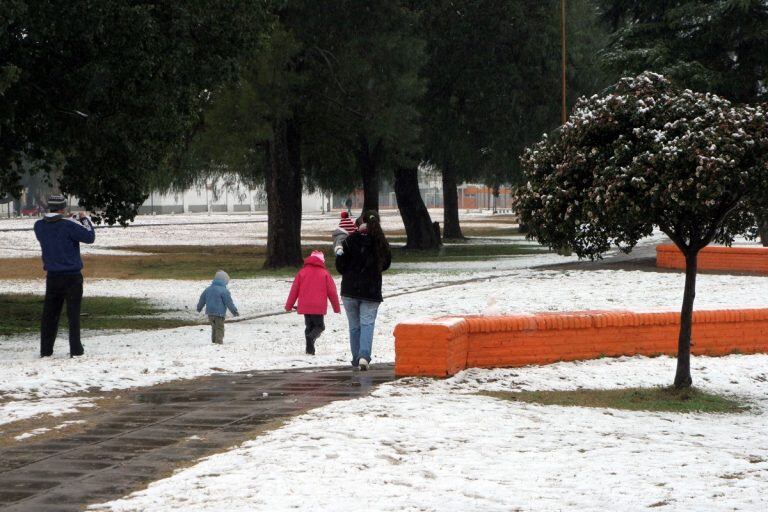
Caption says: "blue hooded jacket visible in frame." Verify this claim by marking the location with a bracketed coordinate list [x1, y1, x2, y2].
[34, 214, 96, 275]
[197, 278, 239, 318]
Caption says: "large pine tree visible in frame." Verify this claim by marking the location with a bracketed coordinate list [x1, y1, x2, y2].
[601, 0, 768, 103]
[599, 0, 768, 243]
[298, 0, 425, 214]
[417, 0, 610, 239]
[186, 1, 429, 266]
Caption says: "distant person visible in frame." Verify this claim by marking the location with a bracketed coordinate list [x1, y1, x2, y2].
[285, 250, 341, 355]
[335, 211, 391, 371]
[196, 270, 239, 344]
[33, 194, 96, 358]
[332, 211, 357, 256]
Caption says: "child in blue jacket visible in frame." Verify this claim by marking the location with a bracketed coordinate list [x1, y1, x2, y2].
[196, 270, 239, 344]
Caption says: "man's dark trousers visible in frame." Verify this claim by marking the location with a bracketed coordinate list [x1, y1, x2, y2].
[40, 273, 84, 357]
[303, 314, 325, 355]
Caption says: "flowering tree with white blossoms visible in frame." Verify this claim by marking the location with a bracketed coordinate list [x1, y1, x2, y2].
[513, 72, 768, 388]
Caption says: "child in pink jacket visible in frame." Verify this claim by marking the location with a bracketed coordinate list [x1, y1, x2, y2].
[285, 250, 341, 355]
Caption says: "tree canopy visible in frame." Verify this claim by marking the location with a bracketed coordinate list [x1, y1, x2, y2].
[598, 0, 768, 243]
[415, 0, 611, 238]
[0, 1, 264, 224]
[515, 72, 768, 257]
[600, 0, 768, 103]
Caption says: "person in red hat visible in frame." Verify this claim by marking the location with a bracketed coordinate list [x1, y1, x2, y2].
[338, 211, 356, 233]
[332, 211, 357, 256]
[285, 250, 341, 355]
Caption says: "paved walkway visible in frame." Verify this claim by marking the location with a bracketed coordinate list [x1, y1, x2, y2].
[0, 364, 395, 511]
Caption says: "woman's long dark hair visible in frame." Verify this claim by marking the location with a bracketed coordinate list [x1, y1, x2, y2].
[359, 210, 390, 271]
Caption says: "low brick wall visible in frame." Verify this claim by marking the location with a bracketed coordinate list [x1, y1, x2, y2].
[656, 244, 768, 274]
[393, 309, 768, 377]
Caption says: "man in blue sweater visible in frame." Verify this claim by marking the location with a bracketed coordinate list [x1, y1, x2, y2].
[33, 194, 96, 357]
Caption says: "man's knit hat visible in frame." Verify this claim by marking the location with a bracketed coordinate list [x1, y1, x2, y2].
[214, 270, 230, 284]
[47, 194, 67, 211]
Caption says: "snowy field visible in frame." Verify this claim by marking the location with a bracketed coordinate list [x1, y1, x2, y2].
[0, 210, 517, 258]
[2, 212, 768, 510]
[94, 355, 768, 512]
[2, 240, 768, 422]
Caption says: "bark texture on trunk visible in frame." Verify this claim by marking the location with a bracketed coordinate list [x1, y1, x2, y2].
[442, 164, 464, 240]
[492, 184, 500, 214]
[264, 119, 303, 268]
[758, 213, 768, 247]
[674, 249, 698, 388]
[357, 137, 380, 213]
[394, 167, 441, 250]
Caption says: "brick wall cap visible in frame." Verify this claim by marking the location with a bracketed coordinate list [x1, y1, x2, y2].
[395, 307, 768, 377]
[657, 244, 768, 255]
[428, 308, 768, 335]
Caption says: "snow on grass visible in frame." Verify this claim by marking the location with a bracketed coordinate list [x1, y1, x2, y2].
[1, 215, 765, 426]
[1, 210, 487, 258]
[0, 210, 529, 258]
[14, 428, 49, 441]
[3, 211, 767, 508]
[92, 354, 768, 512]
[11, 419, 87, 441]
[2, 253, 768, 406]
[0, 396, 95, 426]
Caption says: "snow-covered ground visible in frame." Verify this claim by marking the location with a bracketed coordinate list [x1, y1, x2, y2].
[0, 210, 518, 258]
[2, 250, 768, 419]
[93, 355, 768, 512]
[4, 211, 768, 510]
[0, 396, 95, 425]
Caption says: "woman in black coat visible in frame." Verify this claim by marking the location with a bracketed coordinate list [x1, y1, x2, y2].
[335, 210, 391, 370]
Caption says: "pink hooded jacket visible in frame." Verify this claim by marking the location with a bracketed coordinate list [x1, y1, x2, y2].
[285, 252, 341, 315]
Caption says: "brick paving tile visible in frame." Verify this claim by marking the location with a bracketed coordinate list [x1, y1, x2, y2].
[0, 364, 394, 511]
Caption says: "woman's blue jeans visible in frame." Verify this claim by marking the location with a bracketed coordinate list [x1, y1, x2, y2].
[342, 297, 380, 366]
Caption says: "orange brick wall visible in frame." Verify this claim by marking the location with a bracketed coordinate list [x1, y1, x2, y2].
[656, 244, 768, 274]
[393, 309, 768, 377]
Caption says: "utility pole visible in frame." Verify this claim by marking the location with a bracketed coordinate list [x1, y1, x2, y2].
[561, 0, 568, 125]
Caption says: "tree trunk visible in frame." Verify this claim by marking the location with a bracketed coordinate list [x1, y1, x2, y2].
[442, 164, 464, 240]
[264, 119, 303, 268]
[674, 249, 699, 389]
[357, 137, 379, 213]
[758, 212, 768, 247]
[394, 167, 441, 250]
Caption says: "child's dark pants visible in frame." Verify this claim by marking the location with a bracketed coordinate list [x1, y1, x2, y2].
[303, 314, 325, 355]
[209, 315, 225, 344]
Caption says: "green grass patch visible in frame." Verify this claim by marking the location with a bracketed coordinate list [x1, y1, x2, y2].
[107, 242, 547, 278]
[478, 387, 749, 414]
[0, 294, 196, 336]
[110, 244, 329, 279]
[0, 237, 546, 281]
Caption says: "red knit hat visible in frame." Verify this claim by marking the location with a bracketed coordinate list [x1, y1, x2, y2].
[340, 211, 349, 219]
